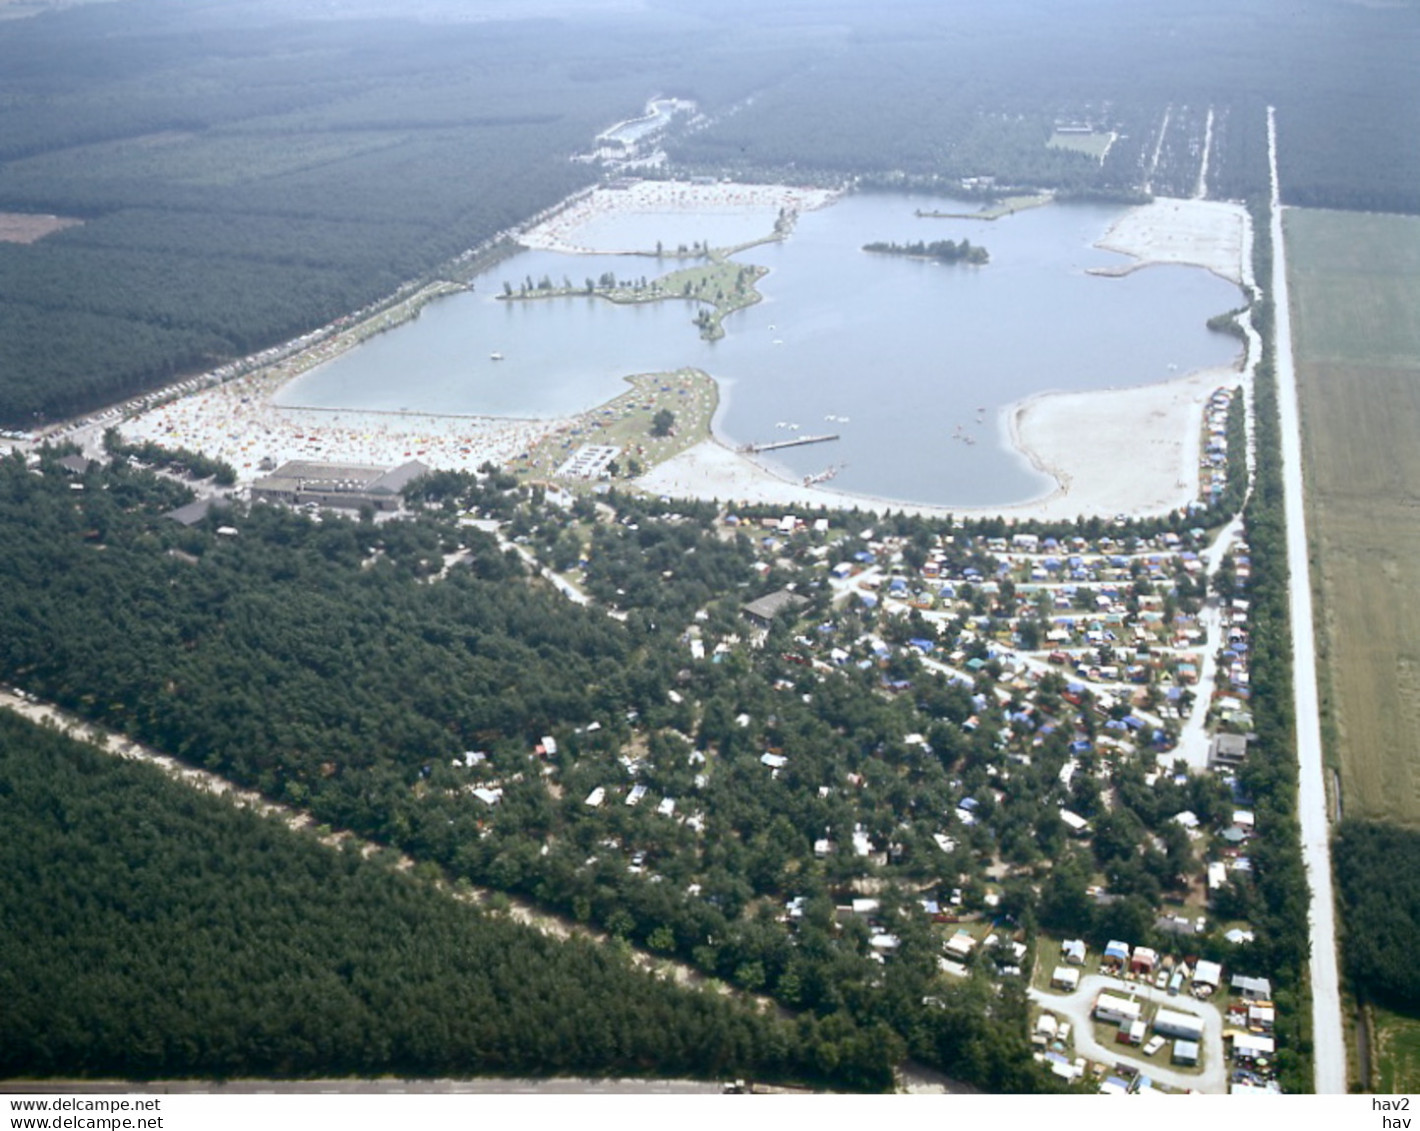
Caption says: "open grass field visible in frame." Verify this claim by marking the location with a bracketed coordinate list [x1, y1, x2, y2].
[1370, 1006, 1420, 1093]
[513, 368, 718, 486]
[1287, 208, 1420, 825]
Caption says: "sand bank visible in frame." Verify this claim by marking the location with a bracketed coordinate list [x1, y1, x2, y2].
[118, 190, 1249, 521]
[1094, 197, 1250, 285]
[519, 180, 839, 255]
[638, 365, 1234, 521]
[639, 194, 1252, 520]
[122, 368, 560, 480]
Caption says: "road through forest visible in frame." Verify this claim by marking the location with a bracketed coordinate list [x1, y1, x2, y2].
[1268, 105, 1346, 1095]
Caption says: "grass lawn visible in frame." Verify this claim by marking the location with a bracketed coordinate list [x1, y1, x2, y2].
[915, 193, 1052, 222]
[503, 253, 769, 342]
[1371, 1005, 1420, 1092]
[512, 368, 718, 486]
[1287, 208, 1420, 823]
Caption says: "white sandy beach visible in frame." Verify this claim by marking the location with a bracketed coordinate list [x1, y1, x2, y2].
[118, 179, 837, 482]
[638, 365, 1236, 521]
[1095, 197, 1250, 285]
[117, 186, 1251, 521]
[519, 180, 839, 255]
[640, 195, 1253, 520]
[121, 369, 559, 479]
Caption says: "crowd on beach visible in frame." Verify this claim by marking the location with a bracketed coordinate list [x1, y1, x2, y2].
[114, 181, 802, 485]
[122, 378, 559, 478]
[110, 185, 1249, 525]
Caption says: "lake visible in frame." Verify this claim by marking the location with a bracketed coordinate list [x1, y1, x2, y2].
[275, 192, 1242, 508]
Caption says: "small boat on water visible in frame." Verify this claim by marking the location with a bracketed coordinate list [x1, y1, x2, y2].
[490, 351, 504, 361]
[804, 464, 844, 486]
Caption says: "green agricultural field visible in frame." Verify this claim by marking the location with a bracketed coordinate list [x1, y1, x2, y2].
[1287, 208, 1420, 825]
[1371, 1006, 1420, 1093]
[1289, 210, 1420, 367]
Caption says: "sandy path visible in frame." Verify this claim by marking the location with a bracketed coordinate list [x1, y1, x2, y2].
[0, 689, 754, 1007]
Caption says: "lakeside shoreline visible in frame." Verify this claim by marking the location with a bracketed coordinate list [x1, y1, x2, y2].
[112, 183, 1251, 521]
[639, 194, 1251, 520]
[638, 363, 1239, 521]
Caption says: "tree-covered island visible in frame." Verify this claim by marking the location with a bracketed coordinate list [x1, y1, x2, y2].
[501, 255, 770, 342]
[862, 238, 989, 265]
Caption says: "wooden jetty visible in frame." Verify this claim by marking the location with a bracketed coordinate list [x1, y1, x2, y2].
[742, 433, 839, 454]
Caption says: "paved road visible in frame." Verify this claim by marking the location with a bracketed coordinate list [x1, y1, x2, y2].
[1031, 974, 1226, 1093]
[1267, 106, 1346, 1094]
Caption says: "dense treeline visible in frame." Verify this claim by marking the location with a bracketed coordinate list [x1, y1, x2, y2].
[103, 428, 236, 486]
[0, 711, 859, 1086]
[1221, 197, 1313, 1092]
[664, 0, 1416, 212]
[0, 455, 1065, 1091]
[1333, 821, 1420, 1012]
[0, 3, 813, 425]
[0, 0, 1411, 423]
[862, 239, 988, 265]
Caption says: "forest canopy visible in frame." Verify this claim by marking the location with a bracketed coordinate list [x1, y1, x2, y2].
[1334, 821, 1420, 1012]
[0, 709, 879, 1086]
[0, 0, 1414, 423]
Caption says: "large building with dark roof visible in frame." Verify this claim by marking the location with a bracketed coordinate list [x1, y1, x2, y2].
[250, 459, 428, 512]
[742, 588, 809, 628]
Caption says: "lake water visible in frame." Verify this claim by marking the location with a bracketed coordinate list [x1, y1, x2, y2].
[276, 192, 1242, 507]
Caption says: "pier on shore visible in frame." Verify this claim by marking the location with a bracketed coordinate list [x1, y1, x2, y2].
[741, 433, 839, 454]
